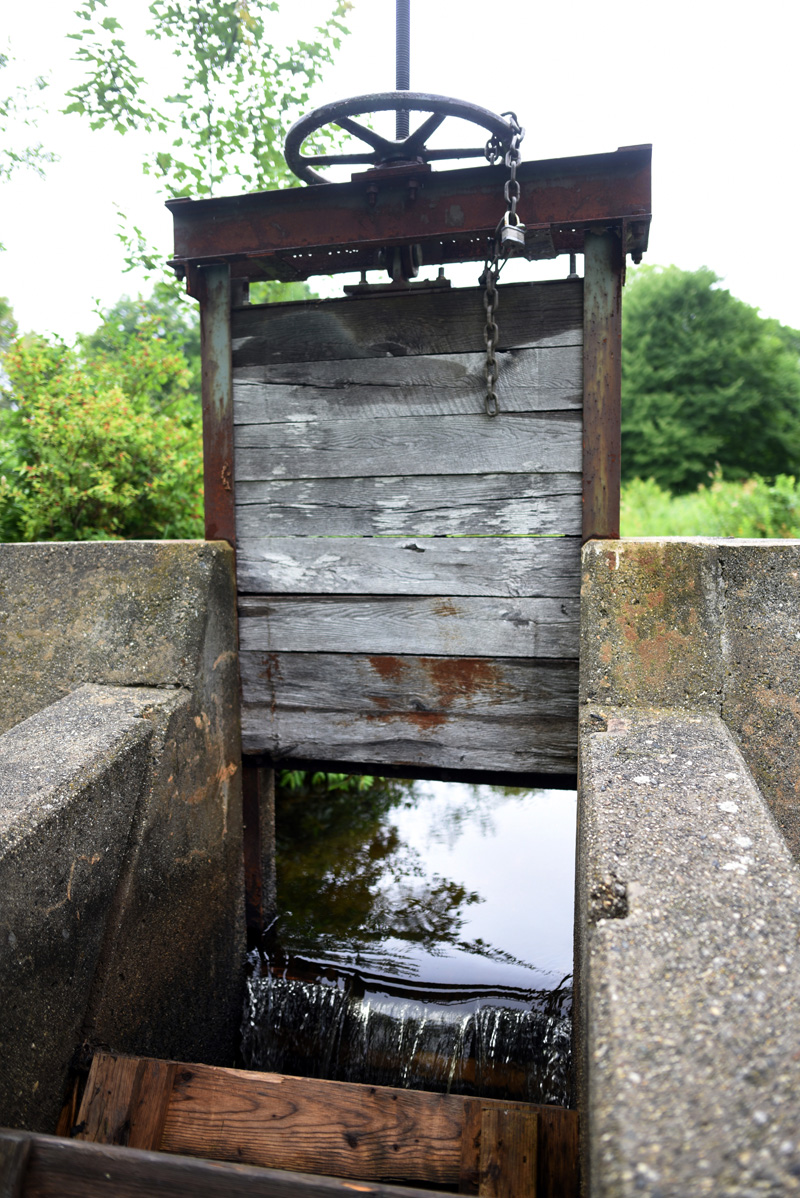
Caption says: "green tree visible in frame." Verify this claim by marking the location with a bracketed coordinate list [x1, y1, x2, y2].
[621, 265, 800, 493]
[0, 311, 202, 541]
[0, 50, 54, 183]
[65, 0, 350, 272]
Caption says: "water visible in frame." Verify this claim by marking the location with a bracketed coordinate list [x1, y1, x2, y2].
[241, 778, 577, 1106]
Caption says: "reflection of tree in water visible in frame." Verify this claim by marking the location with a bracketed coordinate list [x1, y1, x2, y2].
[275, 778, 482, 954]
[411, 782, 535, 851]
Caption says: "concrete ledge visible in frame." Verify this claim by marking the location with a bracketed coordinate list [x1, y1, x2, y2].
[578, 706, 800, 1196]
[0, 685, 171, 1130]
[581, 538, 800, 861]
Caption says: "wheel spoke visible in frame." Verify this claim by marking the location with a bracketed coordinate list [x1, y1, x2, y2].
[334, 117, 394, 155]
[403, 111, 446, 155]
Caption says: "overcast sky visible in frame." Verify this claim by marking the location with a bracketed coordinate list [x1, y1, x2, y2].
[2, 0, 798, 340]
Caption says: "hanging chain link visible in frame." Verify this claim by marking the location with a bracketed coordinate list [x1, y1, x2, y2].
[481, 115, 525, 417]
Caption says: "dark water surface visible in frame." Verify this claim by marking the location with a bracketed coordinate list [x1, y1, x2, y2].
[242, 778, 577, 1106]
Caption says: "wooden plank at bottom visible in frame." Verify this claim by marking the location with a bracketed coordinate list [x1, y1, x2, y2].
[0, 1130, 440, 1198]
[160, 1064, 469, 1186]
[478, 1109, 537, 1198]
[241, 705, 577, 774]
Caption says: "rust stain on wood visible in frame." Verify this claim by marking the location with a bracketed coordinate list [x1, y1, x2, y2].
[368, 655, 408, 683]
[260, 653, 283, 719]
[420, 658, 502, 707]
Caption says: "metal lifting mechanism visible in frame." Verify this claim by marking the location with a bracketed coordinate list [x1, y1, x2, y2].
[283, 0, 527, 413]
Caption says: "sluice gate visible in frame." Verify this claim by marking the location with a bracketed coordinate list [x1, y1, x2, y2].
[172, 148, 649, 781]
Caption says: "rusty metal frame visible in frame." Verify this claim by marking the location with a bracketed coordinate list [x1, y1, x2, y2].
[198, 263, 236, 546]
[169, 146, 650, 294]
[582, 231, 623, 541]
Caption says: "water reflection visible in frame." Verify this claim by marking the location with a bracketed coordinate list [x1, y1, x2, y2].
[242, 777, 577, 1106]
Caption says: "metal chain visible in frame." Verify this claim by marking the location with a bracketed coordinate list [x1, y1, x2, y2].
[481, 116, 525, 418]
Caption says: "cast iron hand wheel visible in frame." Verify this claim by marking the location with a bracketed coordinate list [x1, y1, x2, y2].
[284, 92, 522, 185]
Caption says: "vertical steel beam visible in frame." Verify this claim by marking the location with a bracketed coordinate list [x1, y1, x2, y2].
[582, 231, 622, 541]
[199, 263, 236, 545]
[241, 762, 277, 935]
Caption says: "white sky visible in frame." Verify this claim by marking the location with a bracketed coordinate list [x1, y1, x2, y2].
[1, 0, 799, 340]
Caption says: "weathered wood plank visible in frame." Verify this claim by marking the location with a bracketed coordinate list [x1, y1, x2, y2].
[459, 1099, 483, 1195]
[159, 1063, 555, 1188]
[235, 412, 582, 481]
[239, 652, 578, 719]
[240, 704, 577, 772]
[537, 1107, 579, 1198]
[236, 536, 581, 597]
[232, 346, 582, 423]
[235, 473, 582, 539]
[478, 1108, 538, 1198]
[74, 1054, 176, 1152]
[231, 280, 583, 366]
[238, 596, 579, 658]
[6, 1131, 442, 1198]
[161, 1065, 463, 1184]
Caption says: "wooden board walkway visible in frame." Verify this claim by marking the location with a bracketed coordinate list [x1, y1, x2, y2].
[39, 1052, 579, 1197]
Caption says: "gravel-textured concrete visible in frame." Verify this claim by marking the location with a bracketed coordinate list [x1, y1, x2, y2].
[0, 685, 167, 1130]
[578, 706, 800, 1197]
[0, 542, 245, 1132]
[581, 538, 800, 860]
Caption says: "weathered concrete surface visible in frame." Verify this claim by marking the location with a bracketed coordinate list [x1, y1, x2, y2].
[0, 542, 244, 1132]
[581, 538, 800, 859]
[578, 706, 800, 1197]
[0, 685, 168, 1131]
[0, 540, 235, 733]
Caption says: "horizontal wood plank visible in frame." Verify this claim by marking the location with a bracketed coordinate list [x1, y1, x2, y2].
[161, 1064, 466, 1184]
[235, 412, 582, 481]
[238, 596, 579, 658]
[232, 346, 582, 423]
[240, 652, 578, 718]
[231, 280, 582, 366]
[6, 1131, 442, 1198]
[236, 536, 581, 597]
[235, 473, 582, 539]
[240, 704, 577, 772]
[240, 653, 578, 770]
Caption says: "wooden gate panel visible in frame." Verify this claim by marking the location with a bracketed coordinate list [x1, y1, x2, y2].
[232, 280, 582, 776]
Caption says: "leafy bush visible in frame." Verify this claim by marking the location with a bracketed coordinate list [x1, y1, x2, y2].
[621, 472, 800, 539]
[0, 309, 202, 542]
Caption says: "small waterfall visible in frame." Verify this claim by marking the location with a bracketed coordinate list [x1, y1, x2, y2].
[243, 779, 577, 1107]
[242, 953, 573, 1106]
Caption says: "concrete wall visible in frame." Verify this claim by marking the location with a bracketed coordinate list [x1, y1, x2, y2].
[581, 539, 800, 859]
[578, 539, 800, 1196]
[0, 542, 244, 1132]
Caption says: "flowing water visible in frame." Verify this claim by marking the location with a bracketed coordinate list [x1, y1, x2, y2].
[241, 777, 577, 1107]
